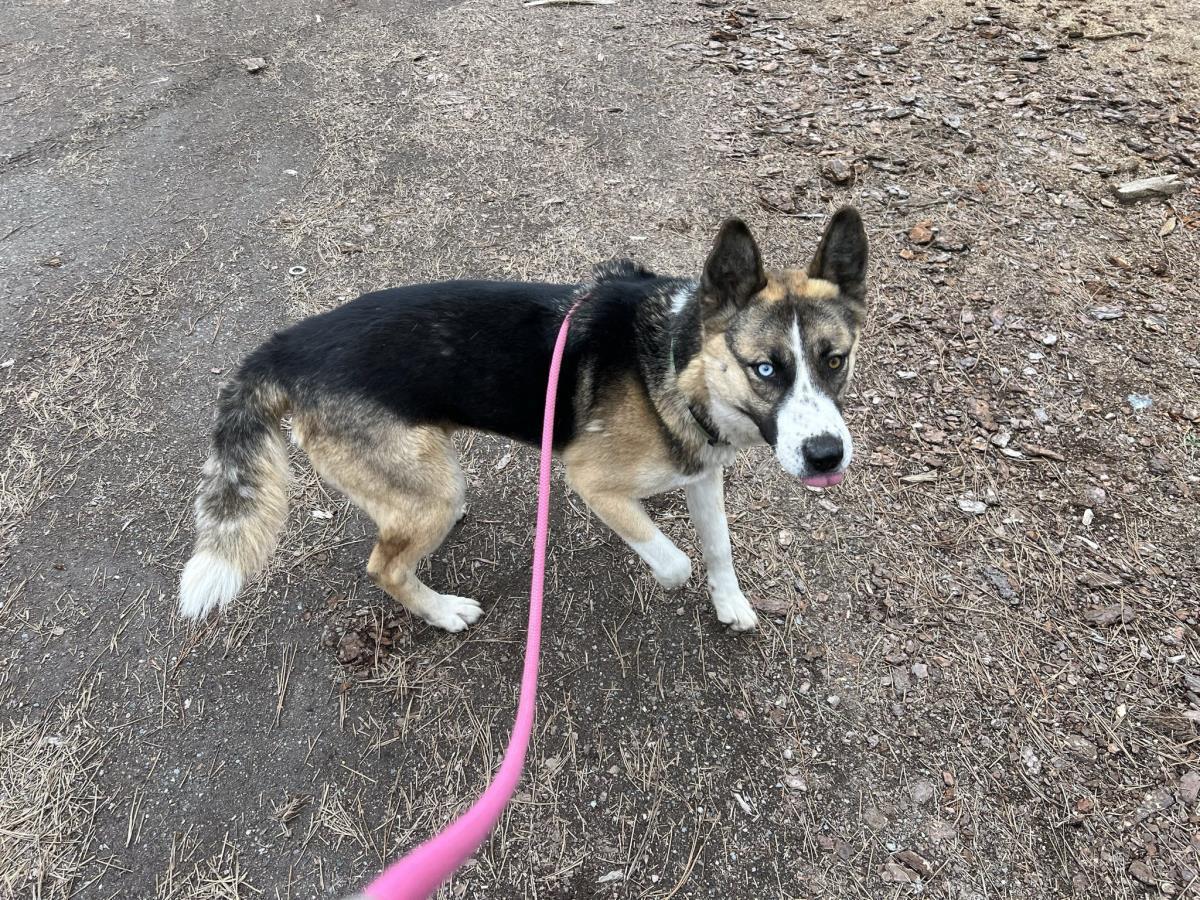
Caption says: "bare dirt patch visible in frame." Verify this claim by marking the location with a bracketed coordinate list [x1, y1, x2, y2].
[1, 0, 1198, 898]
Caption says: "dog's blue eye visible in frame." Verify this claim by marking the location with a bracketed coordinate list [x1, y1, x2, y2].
[756, 362, 775, 379]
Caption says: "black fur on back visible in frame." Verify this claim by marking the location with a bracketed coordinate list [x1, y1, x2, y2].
[237, 269, 692, 451]
[591, 258, 657, 284]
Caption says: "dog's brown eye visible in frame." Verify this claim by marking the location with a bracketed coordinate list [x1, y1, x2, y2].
[827, 355, 844, 370]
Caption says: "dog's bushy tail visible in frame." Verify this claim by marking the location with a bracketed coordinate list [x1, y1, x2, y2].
[178, 372, 290, 619]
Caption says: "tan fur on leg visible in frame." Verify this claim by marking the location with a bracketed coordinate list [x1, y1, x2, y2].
[297, 414, 481, 632]
[566, 469, 692, 591]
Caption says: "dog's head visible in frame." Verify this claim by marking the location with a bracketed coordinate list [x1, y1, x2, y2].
[688, 208, 868, 486]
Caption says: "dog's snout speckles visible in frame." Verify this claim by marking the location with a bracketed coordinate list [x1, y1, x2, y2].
[772, 319, 853, 477]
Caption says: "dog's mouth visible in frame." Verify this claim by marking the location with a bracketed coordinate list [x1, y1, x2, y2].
[800, 472, 845, 489]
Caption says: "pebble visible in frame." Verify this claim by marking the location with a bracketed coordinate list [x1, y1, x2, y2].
[909, 779, 936, 804]
[983, 566, 1016, 600]
[1131, 786, 1174, 824]
[1128, 860, 1156, 886]
[863, 806, 888, 830]
[1181, 771, 1200, 805]
[822, 158, 853, 184]
[957, 497, 988, 515]
[827, 694, 841, 708]
[1065, 735, 1098, 760]
[928, 820, 957, 842]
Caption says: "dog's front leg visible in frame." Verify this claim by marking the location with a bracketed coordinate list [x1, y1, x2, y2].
[685, 467, 758, 631]
[573, 488, 693, 590]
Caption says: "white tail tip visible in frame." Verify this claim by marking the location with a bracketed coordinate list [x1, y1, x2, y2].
[178, 551, 243, 619]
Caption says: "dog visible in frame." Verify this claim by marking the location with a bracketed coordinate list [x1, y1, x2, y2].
[178, 208, 868, 632]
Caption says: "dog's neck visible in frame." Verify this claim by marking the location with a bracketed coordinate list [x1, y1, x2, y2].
[663, 284, 731, 452]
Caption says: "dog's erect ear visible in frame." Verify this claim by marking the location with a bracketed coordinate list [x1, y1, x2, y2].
[700, 219, 767, 315]
[808, 207, 868, 301]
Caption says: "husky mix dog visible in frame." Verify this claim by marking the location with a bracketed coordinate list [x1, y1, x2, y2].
[179, 209, 868, 632]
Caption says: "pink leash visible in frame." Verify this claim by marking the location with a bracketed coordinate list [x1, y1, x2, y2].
[350, 297, 582, 900]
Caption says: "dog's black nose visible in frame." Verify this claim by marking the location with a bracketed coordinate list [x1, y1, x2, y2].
[802, 434, 844, 473]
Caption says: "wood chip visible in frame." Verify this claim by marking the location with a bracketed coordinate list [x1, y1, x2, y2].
[1180, 772, 1200, 806]
[750, 595, 795, 616]
[1020, 443, 1065, 462]
[881, 861, 920, 884]
[966, 397, 998, 432]
[1084, 603, 1134, 625]
[896, 849, 932, 878]
[1113, 174, 1183, 203]
[1083, 29, 1149, 41]
[908, 221, 934, 244]
[1078, 571, 1123, 590]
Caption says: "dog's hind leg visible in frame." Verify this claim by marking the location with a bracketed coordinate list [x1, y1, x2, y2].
[298, 416, 481, 632]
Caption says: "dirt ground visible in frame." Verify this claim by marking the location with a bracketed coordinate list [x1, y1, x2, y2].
[2, 0, 1199, 897]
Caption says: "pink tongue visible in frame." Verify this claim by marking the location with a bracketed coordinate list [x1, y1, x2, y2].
[801, 472, 845, 489]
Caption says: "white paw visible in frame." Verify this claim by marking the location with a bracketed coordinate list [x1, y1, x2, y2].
[712, 589, 758, 632]
[423, 595, 483, 633]
[651, 549, 693, 590]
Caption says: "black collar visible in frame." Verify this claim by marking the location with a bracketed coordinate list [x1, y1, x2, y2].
[687, 402, 725, 447]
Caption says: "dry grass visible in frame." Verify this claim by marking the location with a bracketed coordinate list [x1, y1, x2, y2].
[0, 714, 102, 900]
[155, 833, 256, 900]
